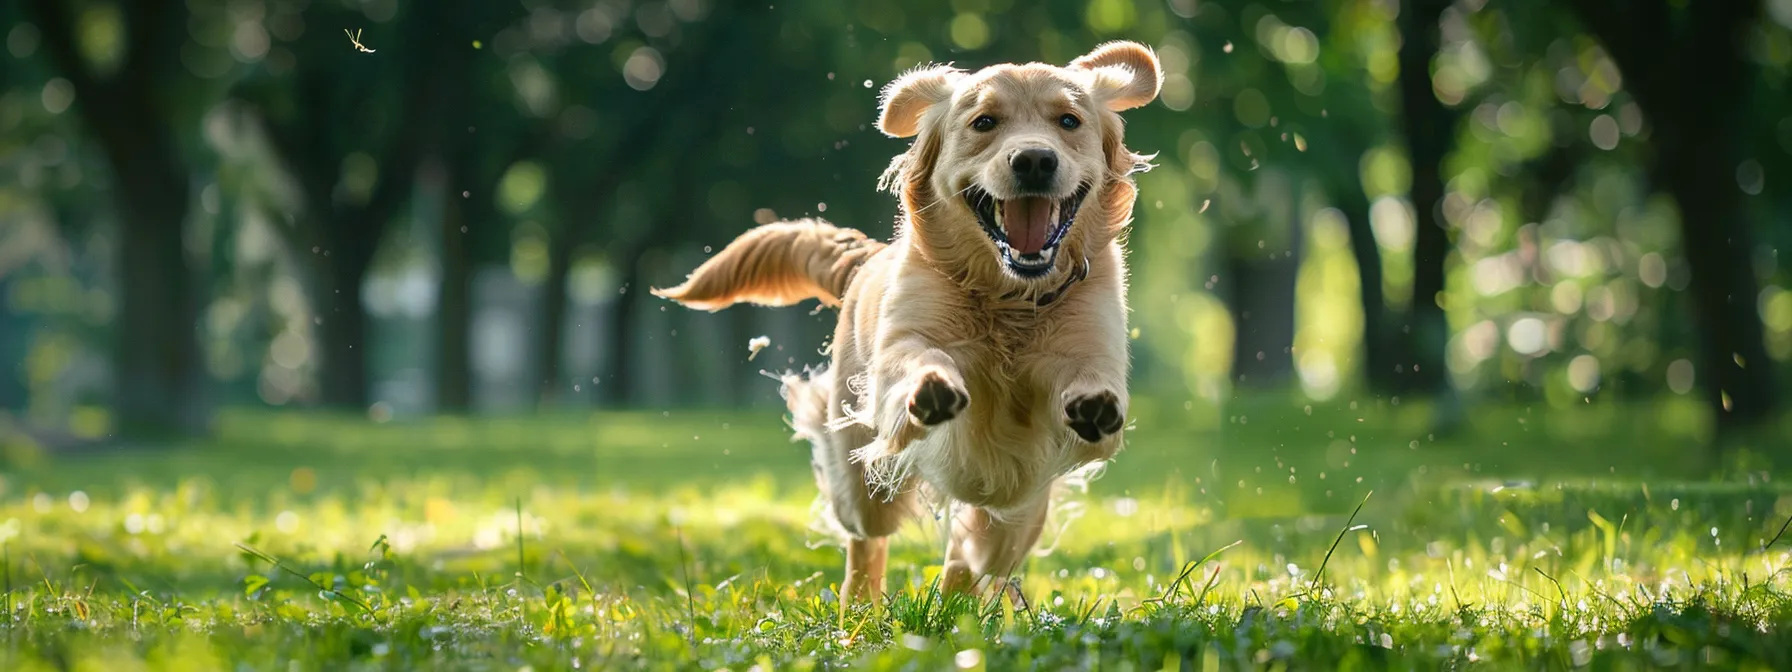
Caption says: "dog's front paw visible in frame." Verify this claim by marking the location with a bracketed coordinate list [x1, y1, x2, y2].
[908, 370, 968, 427]
[1064, 390, 1124, 443]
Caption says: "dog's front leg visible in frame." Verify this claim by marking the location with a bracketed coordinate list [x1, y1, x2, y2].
[1040, 300, 1130, 461]
[857, 337, 968, 462]
[1057, 368, 1128, 462]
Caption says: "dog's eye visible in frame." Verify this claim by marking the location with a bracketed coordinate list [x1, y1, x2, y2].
[1059, 114, 1082, 130]
[971, 115, 998, 132]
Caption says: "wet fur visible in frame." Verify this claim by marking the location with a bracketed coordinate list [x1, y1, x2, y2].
[654, 42, 1162, 601]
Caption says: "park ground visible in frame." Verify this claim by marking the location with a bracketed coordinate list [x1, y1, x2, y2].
[3, 395, 1792, 670]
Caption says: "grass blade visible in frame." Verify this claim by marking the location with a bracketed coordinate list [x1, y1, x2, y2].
[1310, 490, 1373, 595]
[674, 525, 697, 651]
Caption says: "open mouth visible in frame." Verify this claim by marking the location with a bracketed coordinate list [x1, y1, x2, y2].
[964, 184, 1090, 278]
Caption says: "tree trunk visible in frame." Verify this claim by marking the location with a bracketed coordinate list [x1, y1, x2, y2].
[1334, 181, 1395, 394]
[730, 306, 762, 406]
[316, 246, 373, 410]
[1660, 129, 1774, 432]
[1223, 170, 1303, 389]
[0, 276, 26, 412]
[436, 191, 473, 414]
[1566, 0, 1775, 435]
[1226, 252, 1300, 388]
[25, 0, 210, 438]
[535, 231, 575, 406]
[1654, 11, 1774, 433]
[113, 181, 208, 437]
[1395, 0, 1457, 398]
[604, 250, 645, 407]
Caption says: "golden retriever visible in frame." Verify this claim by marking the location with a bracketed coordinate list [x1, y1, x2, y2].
[653, 42, 1161, 602]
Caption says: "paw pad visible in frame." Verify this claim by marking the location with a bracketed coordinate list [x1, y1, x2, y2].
[908, 372, 967, 426]
[1065, 391, 1123, 442]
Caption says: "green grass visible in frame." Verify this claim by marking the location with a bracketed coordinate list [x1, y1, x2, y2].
[2, 396, 1791, 670]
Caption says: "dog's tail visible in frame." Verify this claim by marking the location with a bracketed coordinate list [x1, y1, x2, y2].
[651, 218, 885, 312]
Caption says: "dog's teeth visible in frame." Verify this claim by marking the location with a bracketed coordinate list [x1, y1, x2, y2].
[993, 201, 1003, 228]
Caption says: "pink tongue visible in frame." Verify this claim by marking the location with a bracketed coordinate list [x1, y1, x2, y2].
[1002, 197, 1053, 255]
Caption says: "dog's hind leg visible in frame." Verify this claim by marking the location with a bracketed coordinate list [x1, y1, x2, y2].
[788, 366, 917, 602]
[820, 421, 918, 601]
[940, 497, 1050, 598]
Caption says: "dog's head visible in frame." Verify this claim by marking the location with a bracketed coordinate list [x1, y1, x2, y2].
[876, 42, 1161, 289]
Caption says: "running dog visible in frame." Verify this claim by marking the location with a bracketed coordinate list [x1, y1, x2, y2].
[653, 41, 1161, 601]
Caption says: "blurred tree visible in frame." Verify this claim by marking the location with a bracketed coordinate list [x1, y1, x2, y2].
[1306, 0, 1402, 395]
[1309, 103, 1395, 394]
[24, 0, 212, 437]
[1393, 0, 1459, 403]
[532, 3, 744, 406]
[230, 2, 454, 411]
[1222, 168, 1303, 388]
[1565, 0, 1778, 436]
[430, 1, 535, 414]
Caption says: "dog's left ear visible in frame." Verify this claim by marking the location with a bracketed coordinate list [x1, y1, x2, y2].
[1069, 41, 1163, 112]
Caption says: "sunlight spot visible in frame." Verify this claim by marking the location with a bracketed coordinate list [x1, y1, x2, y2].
[276, 510, 299, 534]
[1112, 497, 1139, 517]
[1737, 159, 1765, 195]
[1507, 317, 1548, 356]
[1297, 350, 1340, 401]
[623, 46, 665, 91]
[1462, 319, 1500, 364]
[1666, 359, 1695, 394]
[1567, 355, 1601, 393]
[1638, 252, 1668, 288]
[68, 491, 89, 513]
[41, 78, 74, 114]
[1588, 115, 1619, 150]
[1369, 197, 1414, 252]
[949, 13, 989, 50]
[1162, 73, 1194, 110]
[955, 649, 984, 669]
[1550, 282, 1583, 314]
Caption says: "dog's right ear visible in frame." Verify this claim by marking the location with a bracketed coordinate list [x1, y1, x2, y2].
[876, 64, 963, 138]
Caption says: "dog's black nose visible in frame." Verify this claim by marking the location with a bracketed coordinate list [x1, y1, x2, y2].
[1011, 148, 1058, 192]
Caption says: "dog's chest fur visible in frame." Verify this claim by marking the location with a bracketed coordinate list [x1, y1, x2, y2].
[917, 298, 1086, 511]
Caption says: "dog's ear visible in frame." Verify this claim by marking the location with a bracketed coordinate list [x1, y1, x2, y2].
[877, 64, 963, 138]
[1069, 41, 1163, 112]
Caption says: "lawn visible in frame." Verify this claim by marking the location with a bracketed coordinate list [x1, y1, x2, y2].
[2, 396, 1791, 670]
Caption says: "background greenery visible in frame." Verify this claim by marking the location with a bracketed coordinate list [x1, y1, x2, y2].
[3, 0, 1792, 668]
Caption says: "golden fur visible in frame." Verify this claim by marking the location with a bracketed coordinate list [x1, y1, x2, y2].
[653, 42, 1162, 601]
